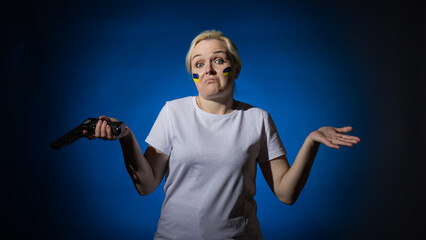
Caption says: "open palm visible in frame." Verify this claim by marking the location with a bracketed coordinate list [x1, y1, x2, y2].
[310, 126, 360, 149]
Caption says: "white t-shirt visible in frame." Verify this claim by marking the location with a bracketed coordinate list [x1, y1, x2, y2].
[145, 96, 286, 240]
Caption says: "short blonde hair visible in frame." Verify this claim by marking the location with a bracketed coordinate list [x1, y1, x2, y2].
[185, 30, 242, 74]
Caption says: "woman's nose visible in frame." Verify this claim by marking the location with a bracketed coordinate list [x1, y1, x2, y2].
[205, 63, 216, 75]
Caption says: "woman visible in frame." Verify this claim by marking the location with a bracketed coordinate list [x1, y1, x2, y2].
[85, 30, 360, 239]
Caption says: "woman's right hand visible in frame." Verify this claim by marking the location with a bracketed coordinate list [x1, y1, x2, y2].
[83, 116, 129, 141]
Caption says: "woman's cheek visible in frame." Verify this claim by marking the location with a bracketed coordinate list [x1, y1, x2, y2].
[223, 67, 231, 77]
[192, 73, 199, 83]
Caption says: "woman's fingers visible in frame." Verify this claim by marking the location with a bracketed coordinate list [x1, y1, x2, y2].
[331, 138, 354, 147]
[83, 130, 95, 140]
[94, 119, 102, 137]
[100, 120, 107, 138]
[327, 135, 357, 147]
[106, 124, 113, 139]
[335, 126, 353, 133]
[84, 116, 121, 141]
[341, 137, 360, 144]
[94, 119, 109, 139]
[102, 121, 116, 140]
[100, 115, 119, 123]
[333, 127, 361, 143]
[315, 126, 360, 149]
[332, 134, 360, 144]
[339, 134, 360, 140]
[99, 115, 110, 122]
[324, 137, 341, 149]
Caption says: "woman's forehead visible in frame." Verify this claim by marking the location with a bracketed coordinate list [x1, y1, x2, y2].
[192, 39, 228, 58]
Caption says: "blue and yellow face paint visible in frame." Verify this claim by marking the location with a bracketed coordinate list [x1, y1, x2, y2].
[192, 73, 199, 83]
[223, 67, 231, 76]
[193, 67, 231, 83]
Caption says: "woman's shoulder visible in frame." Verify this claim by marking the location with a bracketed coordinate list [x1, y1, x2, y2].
[167, 96, 193, 103]
[165, 96, 193, 107]
[237, 100, 269, 117]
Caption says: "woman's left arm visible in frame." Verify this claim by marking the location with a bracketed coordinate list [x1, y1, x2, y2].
[259, 126, 360, 205]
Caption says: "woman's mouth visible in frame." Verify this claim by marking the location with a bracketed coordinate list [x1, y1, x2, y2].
[205, 78, 218, 84]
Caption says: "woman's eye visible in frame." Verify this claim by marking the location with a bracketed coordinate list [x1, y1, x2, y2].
[214, 59, 224, 64]
[195, 63, 204, 68]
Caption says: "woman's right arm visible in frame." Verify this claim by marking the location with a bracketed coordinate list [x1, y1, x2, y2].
[119, 129, 169, 196]
[87, 116, 169, 196]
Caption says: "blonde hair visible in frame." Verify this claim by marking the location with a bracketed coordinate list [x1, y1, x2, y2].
[185, 30, 242, 74]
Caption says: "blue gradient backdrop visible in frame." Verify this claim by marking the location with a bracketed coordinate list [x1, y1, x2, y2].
[3, 0, 424, 239]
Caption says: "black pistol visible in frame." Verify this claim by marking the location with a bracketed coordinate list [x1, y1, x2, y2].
[51, 118, 125, 150]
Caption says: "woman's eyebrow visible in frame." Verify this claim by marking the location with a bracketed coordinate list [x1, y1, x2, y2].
[192, 51, 227, 60]
[213, 50, 226, 54]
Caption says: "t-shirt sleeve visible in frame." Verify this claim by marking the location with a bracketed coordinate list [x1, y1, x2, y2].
[257, 111, 287, 163]
[145, 102, 173, 156]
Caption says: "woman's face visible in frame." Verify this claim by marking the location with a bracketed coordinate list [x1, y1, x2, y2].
[191, 39, 238, 100]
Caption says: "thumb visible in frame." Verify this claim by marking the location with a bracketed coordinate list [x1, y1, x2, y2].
[335, 126, 353, 133]
[99, 115, 119, 122]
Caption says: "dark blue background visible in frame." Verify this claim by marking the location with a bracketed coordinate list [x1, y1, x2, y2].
[2, 0, 425, 239]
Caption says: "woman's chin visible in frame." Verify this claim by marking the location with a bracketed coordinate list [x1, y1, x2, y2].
[198, 85, 233, 100]
[200, 88, 221, 98]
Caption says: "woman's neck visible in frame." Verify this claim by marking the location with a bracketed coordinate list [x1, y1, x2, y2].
[196, 95, 236, 115]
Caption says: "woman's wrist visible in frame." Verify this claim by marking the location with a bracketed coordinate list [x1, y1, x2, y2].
[307, 131, 320, 147]
[119, 127, 133, 142]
